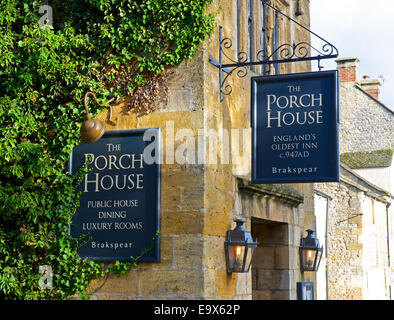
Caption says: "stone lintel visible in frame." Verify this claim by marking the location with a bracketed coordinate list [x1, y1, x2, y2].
[238, 179, 304, 206]
[335, 57, 360, 68]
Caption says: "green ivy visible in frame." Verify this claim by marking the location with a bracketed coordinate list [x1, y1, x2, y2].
[0, 0, 215, 300]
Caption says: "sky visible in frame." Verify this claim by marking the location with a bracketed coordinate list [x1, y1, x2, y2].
[310, 0, 394, 110]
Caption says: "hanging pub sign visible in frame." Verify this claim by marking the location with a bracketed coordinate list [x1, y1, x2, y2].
[251, 71, 339, 183]
[69, 129, 161, 261]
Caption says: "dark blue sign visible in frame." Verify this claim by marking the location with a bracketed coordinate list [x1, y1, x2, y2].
[69, 129, 161, 261]
[251, 71, 339, 183]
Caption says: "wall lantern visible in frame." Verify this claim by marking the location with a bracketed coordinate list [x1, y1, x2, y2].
[80, 92, 115, 144]
[224, 219, 257, 273]
[299, 229, 323, 272]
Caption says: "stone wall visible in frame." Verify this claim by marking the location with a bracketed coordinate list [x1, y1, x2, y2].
[340, 82, 394, 154]
[237, 181, 310, 300]
[315, 166, 392, 300]
[84, 0, 315, 300]
[315, 177, 364, 300]
[337, 59, 394, 154]
[88, 55, 208, 299]
[314, 58, 394, 300]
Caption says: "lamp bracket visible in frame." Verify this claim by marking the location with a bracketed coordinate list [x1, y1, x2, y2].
[209, 1, 339, 102]
[84, 91, 116, 120]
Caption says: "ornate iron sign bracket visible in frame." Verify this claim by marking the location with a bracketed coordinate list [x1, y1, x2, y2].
[209, 1, 339, 102]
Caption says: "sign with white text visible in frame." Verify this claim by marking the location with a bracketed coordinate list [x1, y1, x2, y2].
[69, 129, 161, 261]
[251, 71, 339, 183]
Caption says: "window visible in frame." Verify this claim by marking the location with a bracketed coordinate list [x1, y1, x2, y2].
[314, 191, 330, 300]
[249, 0, 254, 71]
[236, 1, 295, 75]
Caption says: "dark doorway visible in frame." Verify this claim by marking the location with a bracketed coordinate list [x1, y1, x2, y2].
[251, 218, 291, 300]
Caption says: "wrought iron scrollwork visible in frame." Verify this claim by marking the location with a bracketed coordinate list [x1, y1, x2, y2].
[212, 36, 250, 98]
[258, 41, 338, 63]
[209, 0, 339, 102]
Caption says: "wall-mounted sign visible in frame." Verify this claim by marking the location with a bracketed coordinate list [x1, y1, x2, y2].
[251, 71, 339, 183]
[297, 282, 315, 300]
[69, 129, 161, 261]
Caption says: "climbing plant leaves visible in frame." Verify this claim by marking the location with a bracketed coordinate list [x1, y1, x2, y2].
[0, 0, 215, 299]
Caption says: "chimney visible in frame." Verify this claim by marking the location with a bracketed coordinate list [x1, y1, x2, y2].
[336, 57, 359, 82]
[359, 76, 381, 100]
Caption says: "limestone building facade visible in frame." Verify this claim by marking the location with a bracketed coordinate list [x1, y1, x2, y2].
[315, 58, 394, 300]
[85, 0, 319, 300]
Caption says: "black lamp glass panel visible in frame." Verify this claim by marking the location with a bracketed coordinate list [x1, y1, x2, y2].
[300, 229, 323, 272]
[301, 248, 317, 271]
[225, 219, 257, 273]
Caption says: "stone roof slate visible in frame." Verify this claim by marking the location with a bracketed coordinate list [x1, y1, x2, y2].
[340, 149, 393, 169]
